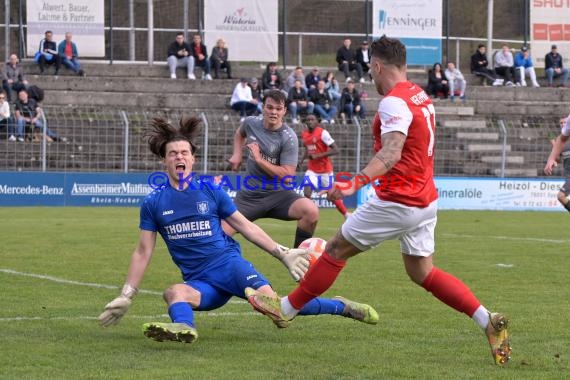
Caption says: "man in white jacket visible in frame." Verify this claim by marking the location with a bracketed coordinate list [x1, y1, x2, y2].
[444, 62, 467, 101]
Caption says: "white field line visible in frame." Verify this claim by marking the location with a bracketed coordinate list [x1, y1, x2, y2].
[0, 268, 246, 304]
[0, 311, 258, 322]
[441, 233, 570, 244]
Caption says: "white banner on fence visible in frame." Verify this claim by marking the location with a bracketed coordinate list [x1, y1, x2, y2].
[530, 1, 570, 69]
[372, 0, 442, 65]
[204, 0, 278, 62]
[26, 0, 105, 57]
[358, 178, 565, 211]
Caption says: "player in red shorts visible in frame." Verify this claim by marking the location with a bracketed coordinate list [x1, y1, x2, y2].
[299, 114, 350, 218]
[245, 35, 511, 366]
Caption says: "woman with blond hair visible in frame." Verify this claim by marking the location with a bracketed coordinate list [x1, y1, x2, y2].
[210, 38, 232, 79]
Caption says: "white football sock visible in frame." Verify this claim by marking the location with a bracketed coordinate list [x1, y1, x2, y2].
[472, 305, 490, 330]
[281, 296, 299, 319]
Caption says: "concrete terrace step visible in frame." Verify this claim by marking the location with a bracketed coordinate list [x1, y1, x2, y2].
[473, 100, 569, 116]
[481, 155, 525, 164]
[467, 144, 511, 152]
[435, 106, 475, 116]
[492, 168, 537, 177]
[467, 86, 570, 102]
[456, 132, 499, 140]
[442, 120, 487, 128]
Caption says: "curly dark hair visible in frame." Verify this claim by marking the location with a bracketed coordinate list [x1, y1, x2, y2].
[144, 115, 201, 158]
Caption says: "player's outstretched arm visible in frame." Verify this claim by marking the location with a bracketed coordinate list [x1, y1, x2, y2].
[224, 211, 310, 281]
[228, 126, 246, 171]
[97, 230, 157, 327]
[545, 134, 569, 175]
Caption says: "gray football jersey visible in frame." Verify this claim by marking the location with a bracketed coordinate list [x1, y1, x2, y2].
[239, 116, 299, 192]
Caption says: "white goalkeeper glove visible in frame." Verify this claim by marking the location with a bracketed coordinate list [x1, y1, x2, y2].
[272, 244, 310, 282]
[97, 284, 138, 327]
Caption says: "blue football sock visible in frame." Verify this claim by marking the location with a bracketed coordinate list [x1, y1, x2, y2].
[168, 302, 195, 327]
[298, 298, 344, 315]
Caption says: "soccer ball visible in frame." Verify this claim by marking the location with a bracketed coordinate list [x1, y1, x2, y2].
[298, 237, 327, 266]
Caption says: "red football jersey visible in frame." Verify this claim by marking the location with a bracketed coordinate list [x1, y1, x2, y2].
[371, 81, 438, 207]
[301, 126, 335, 173]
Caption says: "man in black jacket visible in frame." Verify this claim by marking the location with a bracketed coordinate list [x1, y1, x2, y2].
[167, 33, 194, 79]
[336, 38, 364, 83]
[545, 45, 569, 87]
[37, 31, 61, 75]
[470, 44, 501, 86]
[188, 34, 212, 80]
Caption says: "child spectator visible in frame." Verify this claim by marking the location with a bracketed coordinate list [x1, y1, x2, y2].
[444, 62, 467, 101]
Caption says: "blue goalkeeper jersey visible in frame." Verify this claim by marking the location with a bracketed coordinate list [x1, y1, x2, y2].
[139, 177, 241, 281]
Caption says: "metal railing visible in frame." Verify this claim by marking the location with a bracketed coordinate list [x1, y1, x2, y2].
[0, 107, 560, 178]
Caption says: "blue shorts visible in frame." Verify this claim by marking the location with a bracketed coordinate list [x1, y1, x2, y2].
[185, 256, 270, 311]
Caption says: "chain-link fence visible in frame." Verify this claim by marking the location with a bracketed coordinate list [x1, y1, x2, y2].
[1, 0, 527, 70]
[0, 107, 560, 177]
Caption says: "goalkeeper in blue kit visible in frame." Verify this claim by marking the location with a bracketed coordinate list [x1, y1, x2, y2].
[97, 116, 378, 343]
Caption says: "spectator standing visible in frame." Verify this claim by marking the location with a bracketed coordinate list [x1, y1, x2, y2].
[36, 31, 61, 75]
[545, 45, 569, 87]
[471, 44, 502, 86]
[310, 79, 338, 124]
[356, 40, 372, 80]
[210, 38, 232, 79]
[167, 33, 194, 79]
[230, 78, 259, 122]
[305, 67, 321, 90]
[339, 78, 365, 122]
[494, 44, 516, 86]
[2, 54, 28, 102]
[261, 62, 285, 96]
[336, 38, 364, 83]
[426, 63, 449, 99]
[287, 79, 314, 124]
[514, 46, 539, 87]
[444, 62, 467, 101]
[189, 34, 213, 80]
[57, 32, 85, 76]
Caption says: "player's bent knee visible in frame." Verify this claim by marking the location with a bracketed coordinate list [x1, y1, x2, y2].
[163, 283, 199, 305]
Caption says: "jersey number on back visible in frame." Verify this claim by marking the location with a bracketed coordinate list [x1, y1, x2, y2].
[421, 104, 435, 157]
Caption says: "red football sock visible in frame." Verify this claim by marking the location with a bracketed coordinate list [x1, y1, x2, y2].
[288, 251, 346, 310]
[333, 199, 348, 216]
[421, 267, 481, 317]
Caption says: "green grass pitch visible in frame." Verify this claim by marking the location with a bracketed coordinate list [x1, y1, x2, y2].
[0, 207, 568, 379]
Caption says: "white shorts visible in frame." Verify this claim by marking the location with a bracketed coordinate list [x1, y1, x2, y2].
[304, 170, 334, 191]
[341, 194, 437, 256]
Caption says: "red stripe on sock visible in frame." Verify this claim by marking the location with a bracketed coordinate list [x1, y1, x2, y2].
[333, 199, 348, 216]
[421, 267, 481, 317]
[288, 251, 346, 310]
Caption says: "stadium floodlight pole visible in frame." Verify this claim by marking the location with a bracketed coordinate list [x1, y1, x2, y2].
[486, 0, 493, 63]
[4, 0, 10, 64]
[147, 0, 154, 65]
[129, 0, 135, 61]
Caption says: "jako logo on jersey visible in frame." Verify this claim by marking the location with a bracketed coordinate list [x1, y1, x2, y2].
[162, 210, 174, 215]
[196, 201, 209, 214]
[246, 274, 258, 280]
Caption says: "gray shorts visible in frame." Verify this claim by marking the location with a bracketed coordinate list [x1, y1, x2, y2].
[234, 189, 304, 221]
